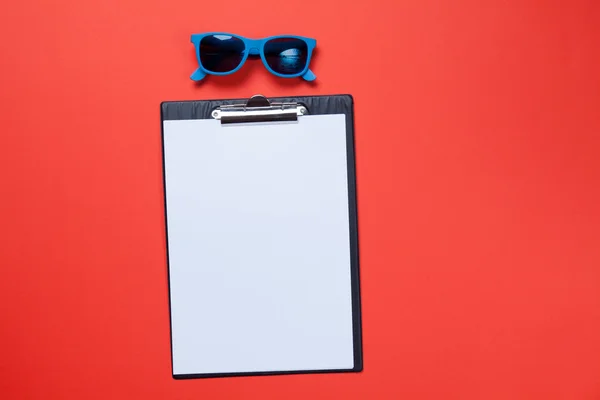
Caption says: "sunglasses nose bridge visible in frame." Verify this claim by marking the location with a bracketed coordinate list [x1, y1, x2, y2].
[248, 46, 260, 56]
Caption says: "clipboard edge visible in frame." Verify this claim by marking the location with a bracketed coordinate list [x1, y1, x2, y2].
[172, 364, 363, 380]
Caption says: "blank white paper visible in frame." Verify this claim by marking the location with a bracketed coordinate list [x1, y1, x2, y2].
[163, 114, 355, 376]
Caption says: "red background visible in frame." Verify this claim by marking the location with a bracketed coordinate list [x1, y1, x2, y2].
[1, 0, 599, 398]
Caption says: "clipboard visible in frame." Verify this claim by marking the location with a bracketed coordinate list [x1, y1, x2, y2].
[160, 94, 363, 379]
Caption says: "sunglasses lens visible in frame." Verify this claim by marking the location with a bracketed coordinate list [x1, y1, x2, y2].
[264, 38, 308, 75]
[199, 35, 245, 73]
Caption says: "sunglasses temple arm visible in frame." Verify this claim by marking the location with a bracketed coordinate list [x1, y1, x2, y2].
[190, 68, 207, 81]
[302, 69, 316, 82]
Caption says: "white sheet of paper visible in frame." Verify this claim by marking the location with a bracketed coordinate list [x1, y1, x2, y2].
[163, 114, 355, 375]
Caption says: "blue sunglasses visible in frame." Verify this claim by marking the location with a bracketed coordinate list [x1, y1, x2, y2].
[190, 33, 317, 82]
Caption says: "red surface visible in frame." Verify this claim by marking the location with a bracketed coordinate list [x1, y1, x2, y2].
[1, 0, 600, 398]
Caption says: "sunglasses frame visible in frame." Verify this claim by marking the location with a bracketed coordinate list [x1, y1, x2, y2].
[190, 33, 317, 82]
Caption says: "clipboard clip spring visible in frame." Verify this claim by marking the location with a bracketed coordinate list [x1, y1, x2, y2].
[212, 95, 307, 124]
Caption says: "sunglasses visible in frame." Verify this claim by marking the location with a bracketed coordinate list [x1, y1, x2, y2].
[190, 33, 317, 82]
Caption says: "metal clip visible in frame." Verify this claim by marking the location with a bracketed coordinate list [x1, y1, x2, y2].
[212, 95, 307, 124]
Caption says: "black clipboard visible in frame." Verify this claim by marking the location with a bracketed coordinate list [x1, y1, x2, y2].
[161, 94, 363, 379]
